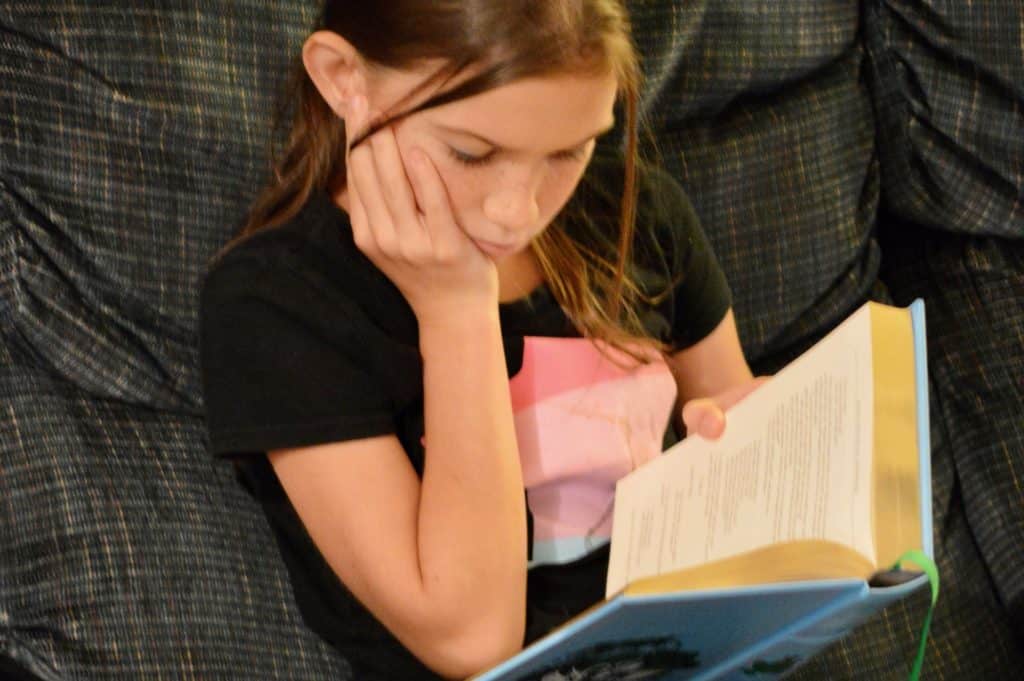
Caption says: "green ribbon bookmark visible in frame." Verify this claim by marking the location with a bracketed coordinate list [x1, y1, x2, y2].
[894, 550, 939, 681]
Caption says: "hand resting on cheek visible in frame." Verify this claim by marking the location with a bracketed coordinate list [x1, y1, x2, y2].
[344, 95, 499, 325]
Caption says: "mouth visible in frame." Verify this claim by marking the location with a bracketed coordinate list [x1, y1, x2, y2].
[472, 237, 520, 258]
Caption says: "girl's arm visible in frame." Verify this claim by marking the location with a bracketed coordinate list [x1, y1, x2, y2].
[666, 308, 768, 439]
[268, 305, 525, 679]
[270, 117, 525, 679]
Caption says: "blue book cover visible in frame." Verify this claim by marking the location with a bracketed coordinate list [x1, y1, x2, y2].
[474, 300, 931, 681]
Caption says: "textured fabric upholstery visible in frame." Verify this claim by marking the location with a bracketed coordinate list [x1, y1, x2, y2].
[862, 0, 1024, 662]
[865, 0, 1024, 238]
[1, 2, 353, 678]
[629, 0, 880, 363]
[0, 2, 316, 411]
[0, 336, 349, 679]
[625, 2, 1024, 678]
[879, 220, 1024, 637]
[1, 1, 1022, 679]
[863, 5, 1024, 643]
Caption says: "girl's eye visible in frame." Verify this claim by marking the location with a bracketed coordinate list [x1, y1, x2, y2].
[553, 146, 590, 163]
[447, 145, 590, 168]
[448, 147, 495, 167]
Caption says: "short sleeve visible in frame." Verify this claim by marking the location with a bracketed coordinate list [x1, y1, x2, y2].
[199, 259, 396, 459]
[644, 164, 733, 350]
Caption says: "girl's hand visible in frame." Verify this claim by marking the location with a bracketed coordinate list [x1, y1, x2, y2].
[681, 376, 770, 440]
[345, 97, 498, 324]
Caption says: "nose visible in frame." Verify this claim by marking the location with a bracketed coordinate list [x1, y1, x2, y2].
[482, 168, 542, 236]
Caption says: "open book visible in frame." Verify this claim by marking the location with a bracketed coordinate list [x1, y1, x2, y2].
[474, 300, 931, 680]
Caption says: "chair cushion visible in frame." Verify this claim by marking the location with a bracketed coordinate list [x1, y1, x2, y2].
[0, 2, 318, 411]
[0, 333, 350, 679]
[864, 0, 1024, 238]
[628, 0, 881, 362]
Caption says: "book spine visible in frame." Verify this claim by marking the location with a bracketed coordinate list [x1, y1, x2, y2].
[910, 299, 933, 559]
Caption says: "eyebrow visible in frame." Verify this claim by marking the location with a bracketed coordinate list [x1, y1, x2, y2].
[432, 120, 616, 152]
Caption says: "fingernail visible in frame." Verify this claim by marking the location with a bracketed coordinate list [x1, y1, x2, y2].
[697, 415, 709, 436]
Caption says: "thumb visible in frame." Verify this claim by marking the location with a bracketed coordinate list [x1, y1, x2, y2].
[682, 398, 726, 440]
[681, 376, 770, 440]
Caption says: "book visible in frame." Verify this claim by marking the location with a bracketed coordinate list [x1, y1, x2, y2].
[473, 299, 932, 681]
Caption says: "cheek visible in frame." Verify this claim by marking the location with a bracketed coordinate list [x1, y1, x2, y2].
[432, 164, 479, 220]
[392, 126, 474, 216]
[541, 164, 589, 216]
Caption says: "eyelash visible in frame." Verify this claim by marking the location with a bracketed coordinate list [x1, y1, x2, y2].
[447, 145, 589, 167]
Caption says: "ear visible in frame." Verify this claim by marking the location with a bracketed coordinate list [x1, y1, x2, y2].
[302, 30, 368, 119]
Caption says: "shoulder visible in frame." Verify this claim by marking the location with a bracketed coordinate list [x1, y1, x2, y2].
[201, 189, 398, 314]
[202, 191, 337, 303]
[200, 190, 416, 347]
[199, 192, 354, 355]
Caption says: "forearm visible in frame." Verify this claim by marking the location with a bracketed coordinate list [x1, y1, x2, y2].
[415, 307, 527, 648]
[669, 309, 753, 405]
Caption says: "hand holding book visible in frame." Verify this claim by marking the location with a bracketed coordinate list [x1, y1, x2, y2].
[473, 300, 936, 681]
[681, 376, 771, 441]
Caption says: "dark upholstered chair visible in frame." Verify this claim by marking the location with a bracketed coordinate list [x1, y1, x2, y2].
[2, 2, 1021, 678]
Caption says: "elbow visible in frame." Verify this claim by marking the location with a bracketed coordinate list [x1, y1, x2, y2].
[417, 612, 525, 680]
[387, 564, 527, 677]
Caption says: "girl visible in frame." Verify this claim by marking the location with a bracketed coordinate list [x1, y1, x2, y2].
[200, 2, 765, 679]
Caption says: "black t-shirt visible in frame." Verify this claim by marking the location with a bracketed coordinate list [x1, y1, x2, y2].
[199, 153, 732, 680]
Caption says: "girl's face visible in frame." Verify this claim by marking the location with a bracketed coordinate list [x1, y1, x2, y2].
[346, 64, 619, 261]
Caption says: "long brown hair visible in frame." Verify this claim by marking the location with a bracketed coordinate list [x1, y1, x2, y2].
[224, 0, 666, 356]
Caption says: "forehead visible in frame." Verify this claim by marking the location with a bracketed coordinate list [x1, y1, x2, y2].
[430, 72, 614, 146]
[379, 66, 619, 151]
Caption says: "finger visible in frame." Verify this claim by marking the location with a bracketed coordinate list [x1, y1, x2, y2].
[343, 98, 367, 245]
[405, 147, 463, 251]
[682, 398, 726, 440]
[370, 126, 422, 245]
[345, 96, 395, 254]
[347, 168, 373, 253]
[345, 95, 373, 155]
[349, 139, 398, 254]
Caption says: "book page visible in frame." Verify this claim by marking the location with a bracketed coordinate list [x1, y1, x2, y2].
[607, 306, 876, 597]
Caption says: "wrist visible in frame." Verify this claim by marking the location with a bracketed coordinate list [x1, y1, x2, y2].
[415, 297, 500, 335]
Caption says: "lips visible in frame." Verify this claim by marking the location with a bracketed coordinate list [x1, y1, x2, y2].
[473, 237, 519, 257]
